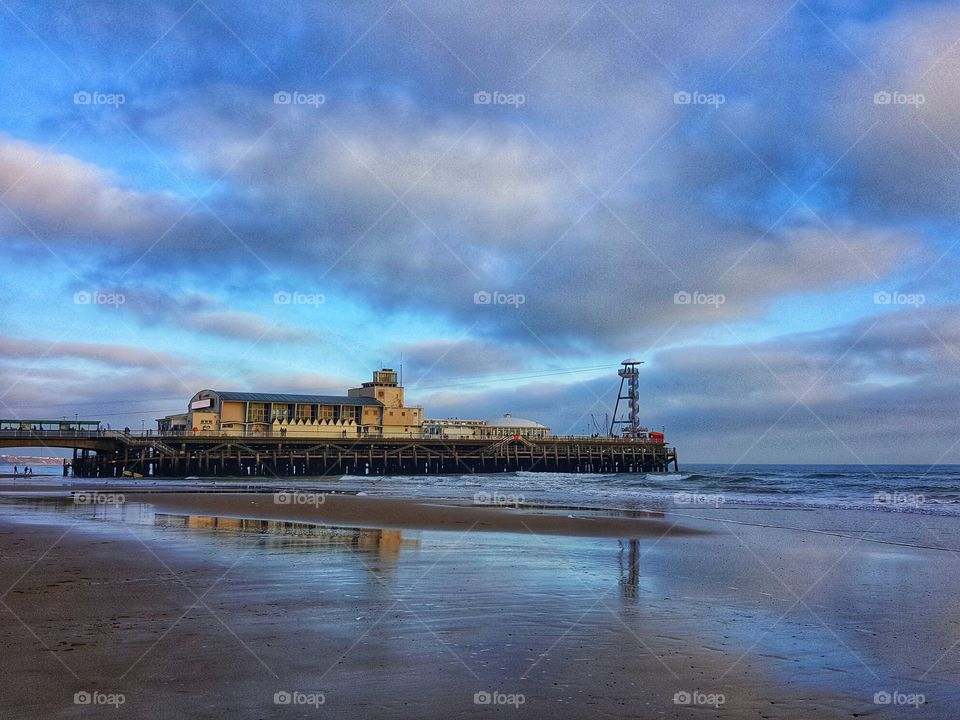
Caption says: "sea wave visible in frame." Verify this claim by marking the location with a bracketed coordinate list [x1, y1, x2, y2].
[60, 462, 959, 517]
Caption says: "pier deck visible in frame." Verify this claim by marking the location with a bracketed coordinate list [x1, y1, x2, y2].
[0, 430, 678, 477]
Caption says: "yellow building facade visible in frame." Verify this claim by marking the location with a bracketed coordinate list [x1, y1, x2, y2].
[347, 369, 423, 437]
[157, 369, 424, 437]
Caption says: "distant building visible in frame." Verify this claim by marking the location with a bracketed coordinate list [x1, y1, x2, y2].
[478, 413, 550, 439]
[157, 369, 423, 437]
[422, 413, 550, 440]
[422, 418, 487, 439]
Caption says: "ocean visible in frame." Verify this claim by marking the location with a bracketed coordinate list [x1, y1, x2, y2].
[3, 461, 957, 516]
[332, 463, 960, 516]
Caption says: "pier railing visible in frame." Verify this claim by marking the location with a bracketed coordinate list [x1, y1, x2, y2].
[0, 428, 668, 445]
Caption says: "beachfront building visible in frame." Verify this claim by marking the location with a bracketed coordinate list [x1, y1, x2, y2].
[422, 418, 487, 439]
[477, 414, 550, 439]
[347, 369, 423, 436]
[156, 369, 423, 437]
[422, 414, 551, 440]
[155, 369, 554, 440]
[157, 390, 380, 437]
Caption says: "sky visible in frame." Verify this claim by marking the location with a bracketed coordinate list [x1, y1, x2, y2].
[0, 0, 958, 464]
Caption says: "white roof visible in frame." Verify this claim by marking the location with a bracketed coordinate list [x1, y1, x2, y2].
[486, 413, 548, 429]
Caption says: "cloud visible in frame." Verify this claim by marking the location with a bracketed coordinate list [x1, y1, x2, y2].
[183, 310, 311, 343]
[0, 335, 181, 369]
[93, 286, 317, 343]
[242, 371, 355, 395]
[128, 95, 919, 349]
[0, 134, 182, 241]
[0, 366, 206, 427]
[389, 339, 532, 386]
[0, 0, 930, 352]
[835, 4, 960, 218]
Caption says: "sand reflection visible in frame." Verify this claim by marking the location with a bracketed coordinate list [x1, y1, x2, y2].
[154, 512, 419, 556]
[618, 538, 640, 599]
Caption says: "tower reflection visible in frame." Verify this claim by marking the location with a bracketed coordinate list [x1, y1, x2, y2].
[618, 538, 640, 599]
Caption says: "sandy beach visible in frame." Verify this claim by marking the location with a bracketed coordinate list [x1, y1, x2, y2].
[0, 486, 955, 718]
[130, 491, 708, 538]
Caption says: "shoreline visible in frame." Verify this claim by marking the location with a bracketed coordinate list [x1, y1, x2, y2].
[137, 491, 706, 538]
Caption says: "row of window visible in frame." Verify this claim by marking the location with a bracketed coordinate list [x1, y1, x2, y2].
[244, 403, 363, 423]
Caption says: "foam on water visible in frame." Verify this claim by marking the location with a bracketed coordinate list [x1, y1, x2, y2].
[329, 463, 960, 517]
[644, 473, 691, 482]
[5, 462, 958, 517]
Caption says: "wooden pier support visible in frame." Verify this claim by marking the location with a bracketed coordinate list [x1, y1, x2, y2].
[2, 431, 678, 479]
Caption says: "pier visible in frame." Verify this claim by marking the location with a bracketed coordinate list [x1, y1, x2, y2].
[0, 428, 678, 478]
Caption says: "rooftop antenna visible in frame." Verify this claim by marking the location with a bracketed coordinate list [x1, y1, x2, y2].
[609, 359, 644, 437]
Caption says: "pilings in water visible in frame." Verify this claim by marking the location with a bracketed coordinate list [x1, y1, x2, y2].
[70, 436, 679, 478]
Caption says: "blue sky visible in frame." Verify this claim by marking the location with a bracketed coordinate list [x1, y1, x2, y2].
[1, 0, 958, 463]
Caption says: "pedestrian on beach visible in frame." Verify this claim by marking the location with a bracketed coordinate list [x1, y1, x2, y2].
[13, 465, 17, 475]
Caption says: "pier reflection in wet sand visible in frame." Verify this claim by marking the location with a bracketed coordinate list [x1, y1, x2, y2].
[154, 512, 420, 557]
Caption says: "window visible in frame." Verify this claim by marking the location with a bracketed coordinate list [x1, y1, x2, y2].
[246, 403, 268, 423]
[270, 404, 293, 422]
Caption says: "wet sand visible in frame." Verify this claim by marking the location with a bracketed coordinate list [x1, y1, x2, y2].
[131, 491, 707, 538]
[0, 490, 956, 718]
